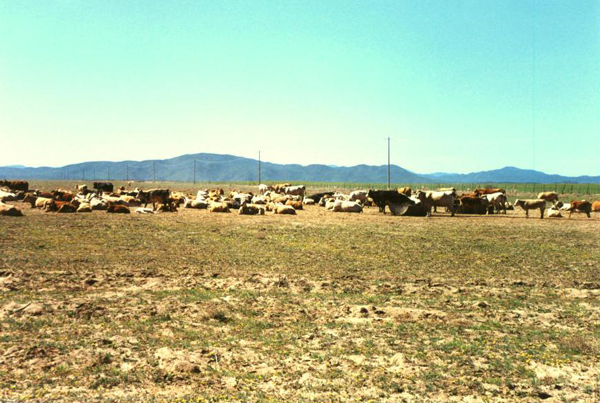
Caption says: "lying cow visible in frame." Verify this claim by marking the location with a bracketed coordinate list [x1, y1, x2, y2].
[514, 199, 546, 219]
[0, 202, 23, 217]
[239, 202, 265, 215]
[591, 201, 600, 212]
[45, 200, 77, 213]
[76, 202, 92, 213]
[208, 202, 230, 213]
[458, 196, 490, 215]
[567, 201, 591, 218]
[273, 204, 296, 215]
[538, 191, 559, 203]
[285, 200, 303, 210]
[331, 200, 363, 213]
[107, 202, 130, 214]
[546, 207, 562, 218]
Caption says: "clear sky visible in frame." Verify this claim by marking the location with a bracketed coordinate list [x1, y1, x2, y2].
[1, 1, 598, 176]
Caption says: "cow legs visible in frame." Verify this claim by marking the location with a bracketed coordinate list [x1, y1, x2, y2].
[540, 207, 544, 219]
[587, 211, 591, 218]
[525, 209, 529, 218]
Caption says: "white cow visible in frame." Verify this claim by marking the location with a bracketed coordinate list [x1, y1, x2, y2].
[284, 185, 306, 199]
[331, 200, 363, 213]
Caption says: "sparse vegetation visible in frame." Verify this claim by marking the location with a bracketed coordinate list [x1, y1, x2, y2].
[0, 181, 599, 402]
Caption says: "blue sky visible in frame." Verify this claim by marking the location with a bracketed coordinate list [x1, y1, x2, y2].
[1, 1, 598, 176]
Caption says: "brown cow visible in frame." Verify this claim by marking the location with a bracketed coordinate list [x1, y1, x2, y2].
[0, 202, 23, 216]
[107, 202, 131, 214]
[285, 200, 303, 210]
[397, 187, 412, 196]
[568, 201, 592, 218]
[537, 191, 559, 203]
[514, 199, 546, 219]
[474, 188, 506, 196]
[0, 180, 29, 192]
[591, 201, 600, 212]
[45, 200, 77, 213]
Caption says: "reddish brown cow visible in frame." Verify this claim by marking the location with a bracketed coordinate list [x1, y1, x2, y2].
[591, 201, 600, 212]
[474, 188, 506, 196]
[568, 201, 592, 218]
[107, 202, 131, 214]
[44, 200, 77, 213]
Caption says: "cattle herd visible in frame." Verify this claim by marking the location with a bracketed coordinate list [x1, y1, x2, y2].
[0, 179, 599, 219]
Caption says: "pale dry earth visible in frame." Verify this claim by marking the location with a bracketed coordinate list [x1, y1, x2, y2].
[1, 182, 599, 402]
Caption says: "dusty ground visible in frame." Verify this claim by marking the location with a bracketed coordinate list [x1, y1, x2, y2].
[1, 184, 599, 402]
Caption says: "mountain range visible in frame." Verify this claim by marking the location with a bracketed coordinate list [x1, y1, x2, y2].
[0, 153, 597, 184]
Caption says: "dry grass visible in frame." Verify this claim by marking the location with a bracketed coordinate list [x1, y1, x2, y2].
[1, 181, 599, 402]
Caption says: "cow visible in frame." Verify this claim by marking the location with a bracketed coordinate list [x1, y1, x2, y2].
[76, 184, 89, 194]
[208, 202, 230, 213]
[284, 185, 306, 199]
[437, 187, 456, 193]
[331, 200, 363, 213]
[397, 187, 412, 196]
[272, 183, 291, 194]
[45, 200, 77, 213]
[483, 192, 507, 214]
[285, 200, 303, 210]
[186, 198, 208, 209]
[514, 199, 546, 219]
[135, 207, 155, 214]
[458, 196, 490, 215]
[555, 202, 571, 211]
[348, 190, 368, 204]
[546, 207, 562, 218]
[537, 191, 559, 203]
[592, 201, 600, 212]
[388, 197, 426, 216]
[367, 190, 413, 214]
[0, 180, 29, 192]
[239, 202, 265, 215]
[415, 191, 456, 217]
[258, 184, 270, 195]
[76, 203, 92, 213]
[0, 202, 23, 217]
[0, 190, 17, 202]
[93, 182, 114, 193]
[474, 188, 506, 196]
[107, 203, 131, 214]
[90, 197, 108, 210]
[138, 189, 171, 210]
[273, 204, 296, 215]
[306, 192, 334, 204]
[567, 201, 592, 218]
[251, 196, 268, 205]
[303, 197, 315, 205]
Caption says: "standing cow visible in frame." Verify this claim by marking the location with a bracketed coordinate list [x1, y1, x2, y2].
[415, 191, 456, 217]
[515, 199, 546, 219]
[537, 191, 559, 203]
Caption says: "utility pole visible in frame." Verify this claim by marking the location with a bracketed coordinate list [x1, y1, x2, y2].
[82, 169, 85, 181]
[387, 137, 391, 189]
[258, 151, 261, 184]
[193, 159, 196, 184]
[108, 166, 110, 181]
[126, 165, 129, 181]
[153, 161, 156, 183]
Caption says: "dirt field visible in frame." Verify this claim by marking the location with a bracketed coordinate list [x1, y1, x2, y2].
[1, 183, 599, 402]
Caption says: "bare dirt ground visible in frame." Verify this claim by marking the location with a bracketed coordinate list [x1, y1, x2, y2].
[1, 184, 599, 402]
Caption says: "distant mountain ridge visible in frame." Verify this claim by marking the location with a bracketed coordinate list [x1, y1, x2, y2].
[0, 154, 597, 184]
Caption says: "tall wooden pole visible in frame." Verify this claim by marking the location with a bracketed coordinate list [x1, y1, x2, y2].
[193, 159, 196, 184]
[126, 165, 129, 181]
[108, 166, 110, 181]
[153, 162, 156, 183]
[258, 151, 261, 184]
[387, 137, 391, 189]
